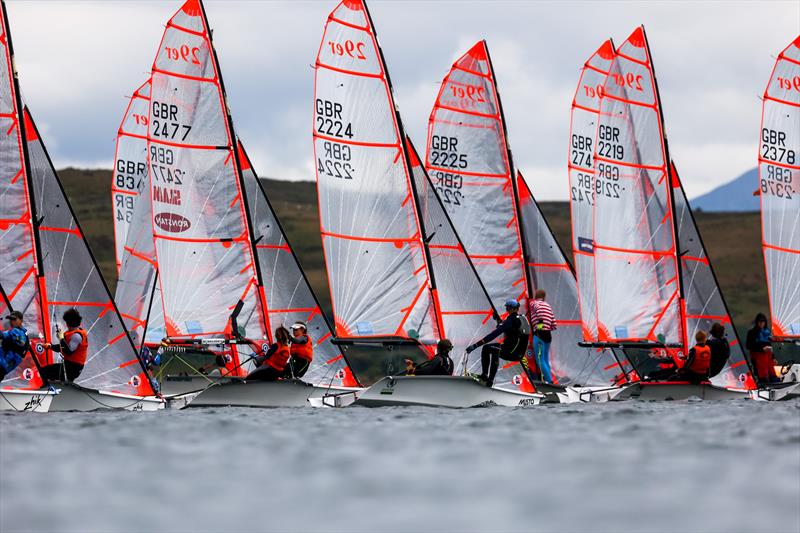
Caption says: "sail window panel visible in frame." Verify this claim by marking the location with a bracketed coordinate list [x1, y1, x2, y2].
[599, 96, 665, 169]
[322, 234, 435, 339]
[154, 27, 215, 81]
[438, 69, 499, 117]
[315, 139, 416, 238]
[428, 109, 507, 176]
[318, 20, 382, 76]
[150, 72, 228, 147]
[314, 70, 397, 145]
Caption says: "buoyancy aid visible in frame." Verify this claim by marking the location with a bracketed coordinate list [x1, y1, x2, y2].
[290, 335, 313, 361]
[62, 328, 88, 366]
[687, 344, 711, 374]
[266, 344, 291, 371]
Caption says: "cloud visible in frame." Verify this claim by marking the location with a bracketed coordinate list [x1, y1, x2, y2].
[6, 0, 798, 201]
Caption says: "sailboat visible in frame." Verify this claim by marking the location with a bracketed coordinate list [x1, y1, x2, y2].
[755, 36, 800, 400]
[580, 26, 755, 400]
[426, 40, 628, 402]
[130, 0, 359, 407]
[0, 0, 162, 411]
[313, 0, 543, 407]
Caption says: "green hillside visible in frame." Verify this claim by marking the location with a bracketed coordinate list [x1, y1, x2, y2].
[61, 168, 769, 340]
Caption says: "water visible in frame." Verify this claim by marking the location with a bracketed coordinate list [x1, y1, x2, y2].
[1, 401, 798, 533]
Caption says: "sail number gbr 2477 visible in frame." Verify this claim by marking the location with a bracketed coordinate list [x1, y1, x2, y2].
[151, 101, 192, 141]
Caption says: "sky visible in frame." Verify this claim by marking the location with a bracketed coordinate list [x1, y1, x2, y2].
[6, 0, 799, 200]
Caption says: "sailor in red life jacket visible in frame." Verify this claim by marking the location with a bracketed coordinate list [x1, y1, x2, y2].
[285, 322, 313, 379]
[41, 308, 88, 382]
[677, 330, 712, 384]
[247, 326, 291, 381]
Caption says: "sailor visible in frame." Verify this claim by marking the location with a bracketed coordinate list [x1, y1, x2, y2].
[678, 330, 712, 384]
[248, 326, 291, 381]
[465, 299, 530, 387]
[529, 289, 557, 382]
[0, 311, 29, 382]
[746, 312, 779, 385]
[707, 322, 731, 378]
[284, 321, 313, 379]
[41, 308, 88, 382]
[405, 339, 454, 376]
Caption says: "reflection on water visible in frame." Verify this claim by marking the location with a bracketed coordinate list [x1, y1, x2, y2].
[1, 401, 798, 532]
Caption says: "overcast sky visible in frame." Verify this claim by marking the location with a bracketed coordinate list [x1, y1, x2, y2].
[6, 0, 799, 200]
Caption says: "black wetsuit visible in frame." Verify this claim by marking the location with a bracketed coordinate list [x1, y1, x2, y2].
[410, 353, 454, 376]
[476, 313, 529, 386]
[707, 336, 731, 377]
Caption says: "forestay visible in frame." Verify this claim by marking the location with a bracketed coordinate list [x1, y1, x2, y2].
[519, 172, 624, 386]
[671, 163, 751, 388]
[314, 0, 437, 341]
[238, 141, 358, 387]
[112, 79, 151, 272]
[147, 0, 266, 349]
[425, 41, 528, 313]
[592, 27, 682, 346]
[568, 40, 615, 342]
[406, 138, 500, 378]
[759, 36, 800, 340]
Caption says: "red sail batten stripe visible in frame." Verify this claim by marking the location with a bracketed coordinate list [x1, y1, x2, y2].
[315, 61, 383, 80]
[321, 229, 416, 244]
[763, 242, 800, 255]
[314, 132, 398, 149]
[435, 103, 499, 120]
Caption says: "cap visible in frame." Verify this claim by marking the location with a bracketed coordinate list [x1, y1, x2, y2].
[291, 321, 307, 331]
[504, 299, 520, 309]
[5, 311, 23, 320]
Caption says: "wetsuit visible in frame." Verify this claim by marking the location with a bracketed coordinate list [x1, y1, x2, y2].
[284, 334, 312, 379]
[474, 312, 530, 386]
[746, 326, 778, 383]
[0, 327, 28, 381]
[707, 336, 731, 378]
[408, 353, 454, 376]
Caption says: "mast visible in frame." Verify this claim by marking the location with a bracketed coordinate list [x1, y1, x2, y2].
[3, 0, 50, 345]
[196, 0, 271, 339]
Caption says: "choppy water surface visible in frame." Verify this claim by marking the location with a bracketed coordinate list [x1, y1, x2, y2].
[1, 400, 798, 533]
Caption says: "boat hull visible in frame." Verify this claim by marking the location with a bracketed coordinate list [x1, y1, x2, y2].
[160, 374, 236, 397]
[613, 382, 749, 401]
[48, 383, 164, 411]
[0, 389, 56, 412]
[558, 385, 630, 403]
[354, 375, 544, 408]
[750, 382, 800, 401]
[183, 379, 361, 408]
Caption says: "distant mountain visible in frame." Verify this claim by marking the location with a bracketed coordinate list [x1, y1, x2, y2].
[691, 168, 759, 212]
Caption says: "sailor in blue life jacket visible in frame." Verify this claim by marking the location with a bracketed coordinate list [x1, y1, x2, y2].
[465, 299, 531, 388]
[0, 311, 29, 382]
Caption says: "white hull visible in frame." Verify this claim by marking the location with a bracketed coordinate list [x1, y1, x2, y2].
[613, 382, 750, 401]
[183, 379, 361, 408]
[160, 374, 237, 398]
[558, 385, 630, 403]
[750, 382, 800, 402]
[48, 383, 164, 411]
[354, 375, 544, 408]
[0, 389, 56, 412]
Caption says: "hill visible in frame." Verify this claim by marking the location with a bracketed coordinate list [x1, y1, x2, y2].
[691, 168, 760, 212]
[60, 168, 769, 339]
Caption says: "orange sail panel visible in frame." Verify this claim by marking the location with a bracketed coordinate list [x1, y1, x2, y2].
[592, 27, 682, 346]
[425, 41, 528, 313]
[759, 36, 800, 340]
[313, 0, 437, 340]
[112, 79, 151, 273]
[147, 0, 266, 343]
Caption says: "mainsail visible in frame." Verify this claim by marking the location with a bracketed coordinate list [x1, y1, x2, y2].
[592, 26, 683, 346]
[671, 163, 752, 387]
[758, 36, 800, 341]
[147, 0, 267, 365]
[314, 0, 438, 342]
[0, 2, 153, 396]
[112, 79, 151, 272]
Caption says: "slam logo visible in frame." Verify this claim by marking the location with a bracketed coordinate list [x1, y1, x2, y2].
[154, 212, 190, 233]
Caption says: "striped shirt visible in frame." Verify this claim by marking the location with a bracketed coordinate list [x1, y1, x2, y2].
[529, 299, 557, 331]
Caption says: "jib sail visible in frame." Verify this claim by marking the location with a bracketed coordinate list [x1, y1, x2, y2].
[758, 36, 800, 341]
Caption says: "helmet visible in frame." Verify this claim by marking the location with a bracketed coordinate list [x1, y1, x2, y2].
[437, 339, 453, 353]
[291, 321, 307, 331]
[504, 299, 520, 309]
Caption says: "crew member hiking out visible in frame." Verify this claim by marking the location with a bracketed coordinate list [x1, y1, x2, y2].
[405, 339, 454, 376]
[247, 326, 291, 381]
[0, 311, 29, 382]
[466, 299, 531, 387]
[746, 312, 779, 385]
[707, 322, 732, 378]
[41, 308, 88, 382]
[678, 330, 712, 384]
[285, 322, 313, 379]
[529, 289, 557, 383]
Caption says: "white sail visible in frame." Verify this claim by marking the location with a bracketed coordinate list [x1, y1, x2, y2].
[759, 36, 800, 340]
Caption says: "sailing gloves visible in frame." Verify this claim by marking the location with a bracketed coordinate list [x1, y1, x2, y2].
[466, 342, 481, 354]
